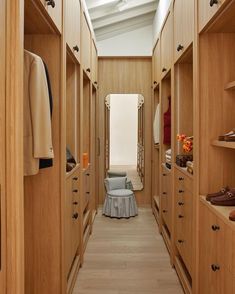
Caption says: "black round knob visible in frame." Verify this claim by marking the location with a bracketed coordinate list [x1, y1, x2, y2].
[163, 173, 167, 176]
[86, 192, 90, 194]
[178, 240, 184, 244]
[179, 190, 184, 193]
[154, 81, 157, 85]
[163, 210, 167, 213]
[162, 68, 167, 72]
[73, 201, 78, 205]
[178, 215, 184, 218]
[86, 68, 91, 73]
[46, 0, 55, 8]
[86, 173, 90, 176]
[94, 81, 98, 85]
[211, 264, 220, 271]
[73, 189, 78, 193]
[212, 225, 220, 231]
[178, 202, 184, 206]
[179, 177, 184, 181]
[163, 192, 167, 195]
[73, 177, 78, 181]
[73, 45, 79, 52]
[73, 213, 79, 219]
[210, 0, 218, 7]
[177, 44, 184, 52]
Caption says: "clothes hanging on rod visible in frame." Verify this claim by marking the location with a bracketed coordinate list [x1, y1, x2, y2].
[153, 103, 160, 144]
[163, 96, 171, 145]
[24, 50, 54, 176]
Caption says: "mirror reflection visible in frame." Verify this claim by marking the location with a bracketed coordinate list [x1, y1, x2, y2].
[105, 94, 144, 191]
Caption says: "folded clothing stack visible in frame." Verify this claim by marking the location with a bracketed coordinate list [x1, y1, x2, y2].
[165, 149, 171, 169]
[186, 161, 194, 174]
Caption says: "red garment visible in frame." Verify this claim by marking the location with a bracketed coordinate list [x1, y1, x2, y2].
[163, 97, 171, 145]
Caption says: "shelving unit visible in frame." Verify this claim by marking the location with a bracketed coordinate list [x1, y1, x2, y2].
[212, 140, 235, 149]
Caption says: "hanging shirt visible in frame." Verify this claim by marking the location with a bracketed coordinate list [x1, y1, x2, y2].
[24, 50, 54, 176]
[163, 96, 171, 145]
[153, 103, 160, 144]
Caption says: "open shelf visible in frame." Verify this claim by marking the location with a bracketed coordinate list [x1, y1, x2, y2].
[83, 209, 90, 230]
[212, 140, 235, 149]
[225, 81, 235, 91]
[153, 195, 160, 209]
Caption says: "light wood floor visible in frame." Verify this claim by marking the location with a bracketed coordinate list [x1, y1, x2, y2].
[73, 208, 183, 294]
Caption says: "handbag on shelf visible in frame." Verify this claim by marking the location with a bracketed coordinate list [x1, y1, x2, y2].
[176, 154, 193, 167]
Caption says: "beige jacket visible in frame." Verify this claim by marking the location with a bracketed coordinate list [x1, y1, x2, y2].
[24, 50, 54, 176]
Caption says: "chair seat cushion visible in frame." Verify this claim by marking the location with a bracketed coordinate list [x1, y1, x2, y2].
[107, 189, 133, 197]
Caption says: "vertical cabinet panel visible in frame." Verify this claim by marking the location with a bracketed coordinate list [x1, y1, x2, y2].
[153, 40, 160, 85]
[161, 12, 173, 78]
[82, 13, 91, 78]
[66, 0, 81, 62]
[91, 41, 98, 84]
[173, 0, 194, 61]
[39, 0, 62, 32]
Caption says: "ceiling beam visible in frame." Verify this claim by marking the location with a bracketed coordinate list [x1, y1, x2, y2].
[86, 0, 119, 10]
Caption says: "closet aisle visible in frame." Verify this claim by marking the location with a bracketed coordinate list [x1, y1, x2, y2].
[73, 208, 183, 294]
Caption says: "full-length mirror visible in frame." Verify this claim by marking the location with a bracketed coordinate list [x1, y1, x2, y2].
[105, 94, 144, 191]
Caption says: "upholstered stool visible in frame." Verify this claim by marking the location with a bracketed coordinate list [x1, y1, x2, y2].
[103, 177, 138, 218]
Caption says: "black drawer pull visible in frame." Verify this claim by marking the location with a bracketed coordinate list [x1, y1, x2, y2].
[177, 44, 184, 52]
[179, 177, 184, 181]
[178, 214, 184, 218]
[163, 173, 167, 176]
[73, 177, 78, 181]
[86, 192, 90, 194]
[154, 81, 157, 85]
[73, 201, 78, 205]
[86, 68, 91, 73]
[178, 202, 184, 206]
[211, 264, 220, 271]
[73, 213, 79, 219]
[162, 68, 167, 73]
[73, 189, 78, 193]
[94, 81, 98, 85]
[163, 192, 167, 195]
[163, 210, 167, 213]
[73, 45, 79, 52]
[210, 0, 218, 6]
[46, 0, 55, 8]
[178, 239, 184, 244]
[212, 225, 220, 231]
[86, 173, 90, 176]
[178, 190, 184, 193]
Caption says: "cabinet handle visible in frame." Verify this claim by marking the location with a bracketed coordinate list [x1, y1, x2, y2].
[86, 192, 90, 194]
[73, 213, 79, 219]
[163, 173, 167, 176]
[73, 189, 78, 193]
[179, 177, 184, 181]
[178, 202, 184, 206]
[211, 225, 220, 231]
[94, 81, 98, 85]
[210, 0, 218, 6]
[73, 45, 79, 52]
[46, 0, 55, 8]
[178, 214, 184, 218]
[73, 201, 78, 205]
[86, 68, 91, 73]
[178, 239, 184, 244]
[86, 173, 90, 176]
[163, 192, 167, 195]
[162, 68, 167, 73]
[163, 210, 167, 213]
[178, 190, 184, 193]
[211, 264, 220, 271]
[73, 177, 78, 181]
[177, 44, 184, 52]
[154, 81, 157, 85]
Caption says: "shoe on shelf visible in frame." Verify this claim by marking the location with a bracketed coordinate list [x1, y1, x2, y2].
[225, 133, 235, 142]
[218, 129, 235, 141]
[211, 189, 235, 206]
[206, 186, 230, 201]
[229, 210, 235, 221]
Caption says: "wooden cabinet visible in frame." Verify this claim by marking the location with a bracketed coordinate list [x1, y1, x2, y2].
[199, 201, 235, 294]
[174, 168, 193, 275]
[91, 41, 98, 85]
[161, 12, 173, 78]
[152, 40, 160, 85]
[82, 13, 91, 78]
[66, 0, 81, 62]
[161, 165, 172, 232]
[173, 0, 194, 61]
[39, 0, 62, 32]
[65, 168, 80, 277]
[198, 0, 226, 32]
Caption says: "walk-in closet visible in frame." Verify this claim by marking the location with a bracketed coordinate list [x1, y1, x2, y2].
[2, 0, 235, 293]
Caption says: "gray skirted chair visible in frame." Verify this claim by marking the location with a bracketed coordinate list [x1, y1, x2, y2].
[102, 177, 138, 218]
[107, 170, 134, 190]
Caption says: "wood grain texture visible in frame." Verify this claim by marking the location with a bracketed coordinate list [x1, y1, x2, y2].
[73, 208, 183, 294]
[98, 57, 152, 205]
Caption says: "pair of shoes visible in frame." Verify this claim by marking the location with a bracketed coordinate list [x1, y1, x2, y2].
[206, 186, 229, 201]
[218, 129, 235, 141]
[210, 189, 235, 206]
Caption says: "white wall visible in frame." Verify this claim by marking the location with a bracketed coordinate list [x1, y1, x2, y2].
[153, 0, 171, 41]
[110, 94, 138, 166]
[97, 25, 153, 56]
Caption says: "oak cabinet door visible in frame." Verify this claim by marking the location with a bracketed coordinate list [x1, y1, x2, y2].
[161, 12, 173, 78]
[153, 40, 160, 85]
[39, 0, 62, 32]
[91, 41, 98, 84]
[82, 13, 91, 78]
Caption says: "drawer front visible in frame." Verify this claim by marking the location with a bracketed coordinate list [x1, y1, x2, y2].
[175, 169, 193, 193]
[39, 0, 62, 32]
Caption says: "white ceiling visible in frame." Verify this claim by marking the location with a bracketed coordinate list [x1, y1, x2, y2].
[85, 0, 159, 41]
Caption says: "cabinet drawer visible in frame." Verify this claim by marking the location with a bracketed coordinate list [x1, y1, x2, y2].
[161, 12, 173, 78]
[175, 169, 193, 193]
[66, 0, 81, 62]
[173, 0, 194, 61]
[198, 0, 226, 32]
[39, 0, 62, 32]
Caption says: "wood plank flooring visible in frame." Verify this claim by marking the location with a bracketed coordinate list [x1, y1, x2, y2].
[73, 208, 183, 294]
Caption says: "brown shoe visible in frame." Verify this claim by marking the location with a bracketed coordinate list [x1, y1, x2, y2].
[206, 186, 229, 201]
[229, 210, 235, 221]
[218, 129, 235, 141]
[211, 189, 235, 206]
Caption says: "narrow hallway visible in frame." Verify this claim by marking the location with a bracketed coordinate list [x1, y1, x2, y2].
[73, 208, 183, 294]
